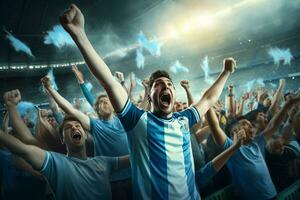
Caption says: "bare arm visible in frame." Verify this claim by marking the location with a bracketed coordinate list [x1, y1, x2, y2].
[128, 73, 136, 101]
[212, 129, 245, 171]
[205, 108, 227, 146]
[115, 71, 129, 94]
[36, 108, 58, 138]
[42, 76, 90, 131]
[237, 93, 248, 117]
[60, 4, 128, 112]
[194, 58, 235, 117]
[180, 80, 194, 106]
[139, 79, 150, 111]
[4, 90, 40, 147]
[226, 85, 236, 117]
[115, 155, 130, 171]
[0, 129, 45, 170]
[263, 94, 300, 140]
[268, 79, 285, 116]
[192, 125, 211, 143]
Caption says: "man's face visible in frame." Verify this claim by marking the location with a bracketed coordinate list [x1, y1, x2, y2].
[63, 120, 87, 147]
[231, 119, 255, 144]
[255, 112, 268, 129]
[150, 77, 176, 117]
[174, 101, 183, 112]
[263, 98, 272, 108]
[96, 97, 114, 117]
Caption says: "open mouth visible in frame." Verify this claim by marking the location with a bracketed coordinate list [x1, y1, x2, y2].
[160, 93, 171, 107]
[71, 131, 82, 142]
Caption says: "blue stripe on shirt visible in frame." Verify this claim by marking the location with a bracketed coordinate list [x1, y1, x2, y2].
[182, 128, 196, 199]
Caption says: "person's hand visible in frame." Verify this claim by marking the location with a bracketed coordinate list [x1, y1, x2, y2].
[242, 92, 250, 101]
[41, 76, 52, 90]
[72, 65, 84, 84]
[279, 79, 286, 87]
[39, 109, 48, 119]
[257, 89, 268, 103]
[115, 71, 125, 83]
[60, 4, 85, 37]
[180, 80, 190, 90]
[223, 58, 236, 73]
[3, 89, 21, 107]
[233, 129, 246, 147]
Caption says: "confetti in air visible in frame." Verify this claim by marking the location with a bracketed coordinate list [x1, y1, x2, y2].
[17, 101, 38, 128]
[137, 32, 162, 56]
[170, 60, 189, 74]
[47, 68, 58, 91]
[201, 56, 214, 84]
[5, 31, 34, 57]
[136, 48, 145, 69]
[44, 25, 75, 48]
[268, 47, 293, 66]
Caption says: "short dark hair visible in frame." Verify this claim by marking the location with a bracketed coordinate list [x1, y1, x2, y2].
[94, 94, 108, 116]
[59, 115, 83, 138]
[149, 70, 173, 88]
[225, 116, 246, 136]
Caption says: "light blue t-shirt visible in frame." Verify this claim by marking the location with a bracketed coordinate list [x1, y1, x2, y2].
[195, 161, 217, 189]
[90, 117, 130, 181]
[118, 100, 201, 200]
[40, 151, 117, 200]
[223, 136, 277, 200]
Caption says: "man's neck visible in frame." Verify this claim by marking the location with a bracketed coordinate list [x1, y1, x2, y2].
[99, 113, 114, 121]
[151, 109, 173, 119]
[67, 146, 87, 160]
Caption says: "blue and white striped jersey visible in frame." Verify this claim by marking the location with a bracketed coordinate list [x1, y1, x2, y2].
[118, 100, 201, 200]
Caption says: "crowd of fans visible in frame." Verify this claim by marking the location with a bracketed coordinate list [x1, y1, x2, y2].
[0, 4, 299, 200]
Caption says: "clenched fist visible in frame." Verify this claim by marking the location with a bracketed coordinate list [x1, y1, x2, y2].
[223, 58, 236, 73]
[60, 4, 85, 37]
[3, 89, 21, 107]
[41, 76, 52, 90]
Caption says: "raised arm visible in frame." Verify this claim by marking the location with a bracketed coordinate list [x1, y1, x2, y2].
[268, 79, 285, 116]
[194, 58, 235, 117]
[0, 129, 45, 170]
[263, 94, 300, 140]
[115, 71, 129, 94]
[180, 80, 194, 106]
[205, 108, 227, 146]
[4, 90, 40, 147]
[128, 73, 137, 101]
[46, 91, 64, 124]
[36, 108, 58, 139]
[236, 92, 249, 117]
[42, 76, 90, 131]
[226, 85, 236, 117]
[139, 79, 150, 110]
[72, 64, 96, 106]
[60, 4, 128, 112]
[212, 129, 245, 171]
